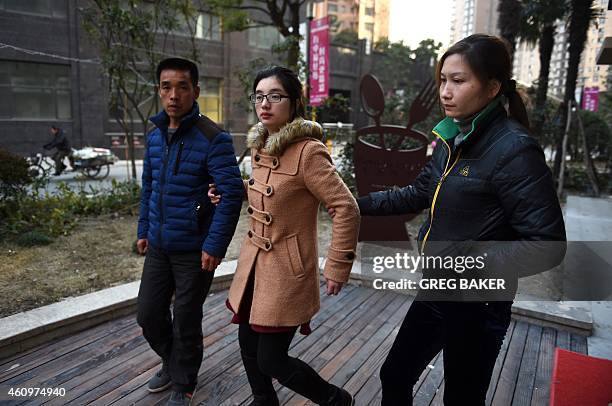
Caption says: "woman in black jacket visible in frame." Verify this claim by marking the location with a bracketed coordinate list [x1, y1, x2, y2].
[357, 34, 566, 405]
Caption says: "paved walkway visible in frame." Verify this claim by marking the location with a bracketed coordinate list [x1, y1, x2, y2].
[565, 195, 612, 359]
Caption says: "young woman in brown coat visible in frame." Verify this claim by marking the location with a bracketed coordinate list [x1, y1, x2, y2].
[211, 66, 359, 406]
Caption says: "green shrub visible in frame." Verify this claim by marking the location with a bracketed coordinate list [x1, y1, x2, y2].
[0, 148, 32, 200]
[16, 231, 53, 247]
[0, 179, 141, 242]
[564, 164, 611, 194]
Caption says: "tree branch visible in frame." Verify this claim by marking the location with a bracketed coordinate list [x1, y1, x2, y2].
[224, 4, 271, 15]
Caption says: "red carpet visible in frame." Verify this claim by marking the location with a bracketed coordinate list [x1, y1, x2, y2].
[550, 348, 612, 406]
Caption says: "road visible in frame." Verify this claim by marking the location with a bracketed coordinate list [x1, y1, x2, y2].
[44, 160, 144, 194]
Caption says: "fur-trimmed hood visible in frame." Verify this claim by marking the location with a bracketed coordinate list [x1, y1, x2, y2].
[246, 118, 324, 156]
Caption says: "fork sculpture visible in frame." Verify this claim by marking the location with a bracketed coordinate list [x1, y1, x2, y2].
[392, 78, 438, 150]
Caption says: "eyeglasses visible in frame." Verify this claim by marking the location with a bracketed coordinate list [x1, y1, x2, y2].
[249, 93, 291, 104]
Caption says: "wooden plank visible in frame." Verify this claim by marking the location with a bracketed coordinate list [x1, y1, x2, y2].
[0, 286, 581, 406]
[346, 300, 428, 406]
[139, 283, 347, 405]
[0, 292, 225, 385]
[555, 330, 570, 351]
[0, 315, 137, 382]
[286, 294, 409, 406]
[346, 297, 419, 406]
[212, 286, 371, 406]
[118, 323, 240, 405]
[198, 286, 377, 406]
[412, 349, 444, 406]
[430, 379, 444, 406]
[530, 327, 556, 406]
[486, 320, 516, 405]
[42, 296, 230, 406]
[278, 290, 395, 404]
[328, 295, 411, 388]
[62, 349, 161, 405]
[490, 321, 529, 405]
[110, 321, 239, 405]
[513, 324, 543, 406]
[31, 335, 148, 406]
[303, 291, 396, 373]
[4, 326, 143, 389]
[570, 333, 588, 354]
[118, 284, 333, 405]
[39, 345, 151, 406]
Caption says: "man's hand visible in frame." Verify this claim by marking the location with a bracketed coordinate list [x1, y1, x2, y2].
[325, 278, 344, 296]
[208, 183, 221, 206]
[137, 238, 148, 255]
[326, 205, 336, 218]
[201, 251, 221, 272]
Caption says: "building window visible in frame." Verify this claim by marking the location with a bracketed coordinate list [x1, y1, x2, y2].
[169, 12, 221, 40]
[0, 60, 71, 120]
[198, 78, 222, 123]
[329, 4, 338, 12]
[248, 25, 282, 49]
[365, 6, 374, 16]
[197, 12, 221, 40]
[0, 0, 66, 18]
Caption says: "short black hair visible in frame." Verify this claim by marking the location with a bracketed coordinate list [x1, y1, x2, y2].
[156, 58, 199, 87]
[252, 66, 305, 120]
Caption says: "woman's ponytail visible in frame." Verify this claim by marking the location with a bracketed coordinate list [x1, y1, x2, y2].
[504, 79, 530, 130]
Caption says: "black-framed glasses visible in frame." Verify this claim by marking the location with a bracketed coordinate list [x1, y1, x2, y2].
[249, 93, 291, 104]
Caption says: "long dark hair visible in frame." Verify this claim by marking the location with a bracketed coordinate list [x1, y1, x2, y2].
[436, 34, 530, 130]
[253, 66, 306, 121]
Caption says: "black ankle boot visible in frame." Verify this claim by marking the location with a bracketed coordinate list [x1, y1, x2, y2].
[323, 384, 355, 406]
[276, 359, 353, 405]
[242, 353, 279, 406]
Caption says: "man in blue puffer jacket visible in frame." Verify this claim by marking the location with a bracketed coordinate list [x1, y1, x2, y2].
[136, 58, 243, 406]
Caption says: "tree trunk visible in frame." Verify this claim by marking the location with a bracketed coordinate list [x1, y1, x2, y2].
[557, 101, 573, 197]
[553, 0, 594, 180]
[287, 2, 302, 69]
[497, 0, 522, 66]
[127, 133, 137, 181]
[532, 24, 555, 140]
[576, 110, 600, 196]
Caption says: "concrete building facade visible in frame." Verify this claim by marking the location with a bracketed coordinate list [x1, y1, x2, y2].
[313, 0, 390, 46]
[0, 1, 374, 156]
[449, 0, 499, 46]
[450, 0, 612, 100]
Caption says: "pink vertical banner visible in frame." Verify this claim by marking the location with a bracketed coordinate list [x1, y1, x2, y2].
[582, 87, 599, 112]
[309, 17, 330, 106]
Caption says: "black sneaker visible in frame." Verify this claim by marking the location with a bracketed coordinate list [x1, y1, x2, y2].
[167, 389, 195, 406]
[147, 364, 171, 393]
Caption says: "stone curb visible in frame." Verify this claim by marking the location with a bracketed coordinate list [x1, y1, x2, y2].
[0, 260, 236, 359]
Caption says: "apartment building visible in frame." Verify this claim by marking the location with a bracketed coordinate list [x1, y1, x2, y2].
[313, 0, 390, 46]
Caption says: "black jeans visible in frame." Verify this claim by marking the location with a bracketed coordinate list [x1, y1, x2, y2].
[380, 300, 512, 406]
[238, 323, 334, 404]
[137, 246, 214, 392]
[52, 150, 70, 174]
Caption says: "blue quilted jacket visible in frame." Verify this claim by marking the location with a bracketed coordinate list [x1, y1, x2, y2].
[137, 103, 243, 257]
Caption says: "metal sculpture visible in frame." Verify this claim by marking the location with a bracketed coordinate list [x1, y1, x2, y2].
[355, 73, 437, 242]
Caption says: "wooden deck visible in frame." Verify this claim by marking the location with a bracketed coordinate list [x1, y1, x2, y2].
[0, 284, 587, 405]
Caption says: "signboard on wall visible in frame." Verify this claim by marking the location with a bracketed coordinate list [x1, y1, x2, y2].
[309, 17, 330, 106]
[582, 87, 600, 112]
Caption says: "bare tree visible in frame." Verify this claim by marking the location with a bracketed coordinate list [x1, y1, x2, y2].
[208, 0, 308, 68]
[81, 0, 199, 180]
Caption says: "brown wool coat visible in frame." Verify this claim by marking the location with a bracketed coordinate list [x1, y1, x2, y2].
[227, 118, 360, 327]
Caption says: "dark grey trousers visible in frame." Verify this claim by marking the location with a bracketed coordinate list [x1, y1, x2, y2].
[137, 246, 214, 392]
